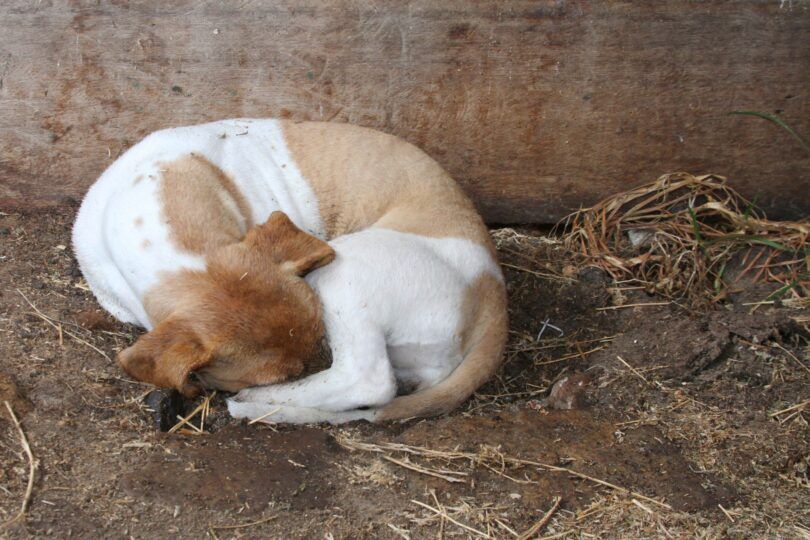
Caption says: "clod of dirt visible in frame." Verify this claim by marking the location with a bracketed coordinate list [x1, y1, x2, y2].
[144, 389, 186, 431]
[577, 265, 611, 286]
[73, 308, 118, 331]
[544, 372, 592, 410]
[0, 371, 33, 421]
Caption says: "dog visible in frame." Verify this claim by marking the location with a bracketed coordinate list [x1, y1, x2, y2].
[73, 119, 507, 423]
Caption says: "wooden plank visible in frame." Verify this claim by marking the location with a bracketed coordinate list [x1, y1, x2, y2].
[0, 1, 808, 224]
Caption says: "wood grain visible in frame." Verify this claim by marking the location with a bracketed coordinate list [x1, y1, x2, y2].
[0, 1, 808, 223]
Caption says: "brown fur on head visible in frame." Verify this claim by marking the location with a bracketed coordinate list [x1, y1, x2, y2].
[118, 212, 335, 396]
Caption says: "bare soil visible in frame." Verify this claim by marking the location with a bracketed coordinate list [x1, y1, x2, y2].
[0, 209, 807, 538]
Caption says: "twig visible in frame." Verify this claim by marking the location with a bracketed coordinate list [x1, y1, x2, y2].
[387, 523, 412, 539]
[248, 406, 282, 425]
[536, 531, 573, 540]
[718, 504, 735, 523]
[518, 496, 561, 540]
[631, 498, 654, 515]
[772, 343, 810, 376]
[382, 455, 467, 483]
[536, 318, 565, 340]
[209, 514, 277, 530]
[168, 392, 216, 434]
[177, 415, 203, 433]
[511, 334, 619, 353]
[339, 437, 672, 510]
[500, 262, 572, 282]
[17, 290, 111, 362]
[596, 302, 671, 311]
[411, 499, 490, 538]
[535, 345, 607, 366]
[769, 399, 809, 418]
[2, 401, 38, 529]
[616, 356, 651, 386]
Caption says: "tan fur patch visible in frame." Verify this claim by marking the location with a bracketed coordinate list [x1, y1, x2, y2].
[459, 273, 508, 356]
[159, 154, 254, 254]
[281, 121, 494, 255]
[375, 272, 507, 421]
[133, 214, 335, 394]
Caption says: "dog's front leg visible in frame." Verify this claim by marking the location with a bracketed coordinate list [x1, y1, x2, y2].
[229, 327, 397, 413]
[225, 402, 375, 424]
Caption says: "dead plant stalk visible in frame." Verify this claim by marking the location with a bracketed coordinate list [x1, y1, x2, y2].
[2, 401, 38, 529]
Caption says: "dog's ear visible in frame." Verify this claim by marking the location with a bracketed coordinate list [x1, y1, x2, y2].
[117, 319, 211, 397]
[244, 211, 335, 276]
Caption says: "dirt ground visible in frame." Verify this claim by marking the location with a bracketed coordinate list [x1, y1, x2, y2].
[0, 208, 807, 539]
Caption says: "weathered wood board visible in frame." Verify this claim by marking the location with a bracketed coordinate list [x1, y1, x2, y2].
[1, 1, 808, 224]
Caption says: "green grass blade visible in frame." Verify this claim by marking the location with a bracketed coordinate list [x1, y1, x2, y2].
[704, 234, 795, 252]
[729, 111, 810, 153]
[765, 274, 809, 301]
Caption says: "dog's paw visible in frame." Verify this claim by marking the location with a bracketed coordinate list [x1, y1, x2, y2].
[231, 387, 269, 404]
[226, 398, 277, 420]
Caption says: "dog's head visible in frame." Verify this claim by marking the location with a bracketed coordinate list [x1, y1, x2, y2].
[117, 211, 335, 396]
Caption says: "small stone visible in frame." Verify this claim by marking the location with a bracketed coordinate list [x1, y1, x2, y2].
[74, 308, 117, 331]
[546, 372, 592, 410]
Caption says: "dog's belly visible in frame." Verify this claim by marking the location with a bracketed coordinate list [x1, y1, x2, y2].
[388, 342, 463, 392]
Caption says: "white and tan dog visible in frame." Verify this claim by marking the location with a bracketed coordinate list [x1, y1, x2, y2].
[73, 119, 507, 424]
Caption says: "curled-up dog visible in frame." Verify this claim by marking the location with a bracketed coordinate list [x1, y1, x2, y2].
[73, 119, 507, 423]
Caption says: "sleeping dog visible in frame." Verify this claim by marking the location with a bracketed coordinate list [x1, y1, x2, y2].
[73, 119, 507, 424]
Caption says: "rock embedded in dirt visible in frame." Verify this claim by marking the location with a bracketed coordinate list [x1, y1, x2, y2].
[74, 308, 118, 331]
[0, 371, 33, 421]
[545, 372, 592, 410]
[577, 266, 611, 285]
[143, 389, 186, 431]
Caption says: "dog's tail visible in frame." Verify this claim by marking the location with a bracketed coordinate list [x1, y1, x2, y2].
[374, 274, 508, 422]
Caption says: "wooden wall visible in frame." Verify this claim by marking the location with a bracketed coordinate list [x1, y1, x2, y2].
[1, 1, 808, 224]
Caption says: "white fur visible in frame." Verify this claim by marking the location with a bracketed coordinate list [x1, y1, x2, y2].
[72, 119, 325, 328]
[228, 229, 501, 423]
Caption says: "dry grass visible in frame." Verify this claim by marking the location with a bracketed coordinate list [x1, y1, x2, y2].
[1, 402, 37, 530]
[558, 173, 809, 305]
[337, 435, 672, 510]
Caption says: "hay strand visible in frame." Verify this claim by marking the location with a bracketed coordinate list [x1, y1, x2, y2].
[2, 401, 38, 529]
[338, 436, 672, 510]
[518, 496, 561, 540]
[411, 499, 491, 538]
[559, 173, 808, 306]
